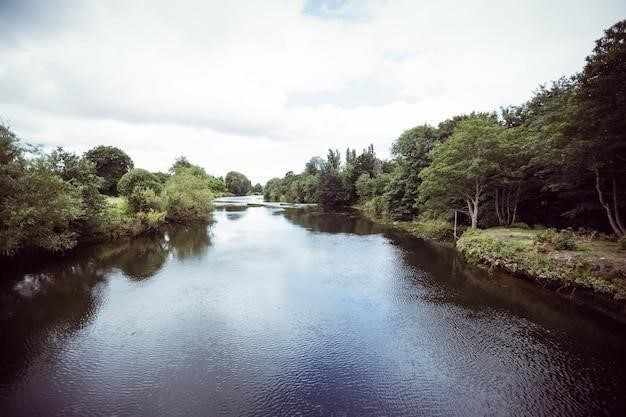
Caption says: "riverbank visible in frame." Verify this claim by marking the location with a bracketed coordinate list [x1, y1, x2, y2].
[355, 207, 626, 319]
[456, 228, 626, 299]
[355, 208, 462, 242]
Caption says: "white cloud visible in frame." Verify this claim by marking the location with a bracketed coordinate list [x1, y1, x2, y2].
[1, 0, 623, 183]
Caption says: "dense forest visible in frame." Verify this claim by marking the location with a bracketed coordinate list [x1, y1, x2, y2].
[0, 133, 257, 256]
[264, 20, 626, 237]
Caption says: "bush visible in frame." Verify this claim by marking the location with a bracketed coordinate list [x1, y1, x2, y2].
[127, 187, 166, 214]
[619, 236, 626, 251]
[510, 222, 530, 229]
[534, 228, 577, 251]
[164, 172, 213, 223]
[362, 196, 387, 217]
[117, 169, 162, 197]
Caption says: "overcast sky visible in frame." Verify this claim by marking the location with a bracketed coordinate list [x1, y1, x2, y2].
[1, 0, 624, 183]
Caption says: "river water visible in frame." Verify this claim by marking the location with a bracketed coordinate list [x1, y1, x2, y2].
[1, 196, 625, 416]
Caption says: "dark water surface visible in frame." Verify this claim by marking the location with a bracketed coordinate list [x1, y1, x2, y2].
[1, 197, 626, 416]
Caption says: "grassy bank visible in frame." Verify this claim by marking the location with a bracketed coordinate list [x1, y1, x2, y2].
[457, 227, 626, 300]
[356, 205, 462, 241]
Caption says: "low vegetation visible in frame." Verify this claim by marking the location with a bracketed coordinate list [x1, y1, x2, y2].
[457, 227, 626, 299]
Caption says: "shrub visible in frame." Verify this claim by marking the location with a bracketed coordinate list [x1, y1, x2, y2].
[534, 228, 577, 251]
[117, 169, 162, 197]
[510, 222, 529, 229]
[127, 187, 166, 214]
[164, 172, 213, 223]
[362, 196, 387, 217]
[619, 236, 626, 251]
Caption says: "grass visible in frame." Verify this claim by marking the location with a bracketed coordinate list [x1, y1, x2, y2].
[457, 227, 626, 299]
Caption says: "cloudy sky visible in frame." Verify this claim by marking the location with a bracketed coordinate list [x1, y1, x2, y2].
[1, 0, 623, 183]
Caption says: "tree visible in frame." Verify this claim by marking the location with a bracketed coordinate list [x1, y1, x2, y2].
[1, 125, 84, 255]
[44, 148, 106, 231]
[169, 156, 193, 173]
[84, 146, 133, 195]
[304, 157, 323, 175]
[117, 169, 163, 213]
[252, 183, 263, 194]
[386, 125, 440, 220]
[567, 20, 626, 235]
[325, 149, 341, 171]
[263, 178, 283, 201]
[419, 117, 504, 228]
[164, 171, 213, 223]
[225, 171, 252, 196]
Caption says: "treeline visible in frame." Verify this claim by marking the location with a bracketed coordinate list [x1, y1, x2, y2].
[0, 132, 254, 257]
[264, 20, 626, 236]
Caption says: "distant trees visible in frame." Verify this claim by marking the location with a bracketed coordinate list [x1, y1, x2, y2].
[252, 183, 263, 194]
[262, 19, 626, 235]
[85, 145, 134, 195]
[225, 171, 252, 196]
[1, 126, 220, 257]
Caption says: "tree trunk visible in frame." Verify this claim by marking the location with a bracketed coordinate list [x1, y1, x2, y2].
[612, 174, 625, 234]
[494, 189, 503, 225]
[511, 185, 520, 225]
[594, 168, 624, 236]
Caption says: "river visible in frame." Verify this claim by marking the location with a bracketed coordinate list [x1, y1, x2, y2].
[1, 196, 625, 416]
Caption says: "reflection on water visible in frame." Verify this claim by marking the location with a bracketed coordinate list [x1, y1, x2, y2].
[0, 226, 212, 388]
[1, 205, 625, 417]
[283, 207, 384, 235]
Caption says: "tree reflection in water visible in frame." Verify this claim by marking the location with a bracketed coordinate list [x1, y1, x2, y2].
[282, 207, 384, 235]
[0, 224, 212, 385]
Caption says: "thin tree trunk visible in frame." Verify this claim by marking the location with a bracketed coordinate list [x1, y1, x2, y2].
[505, 187, 511, 225]
[612, 174, 625, 234]
[511, 184, 520, 225]
[472, 181, 480, 229]
[494, 188, 503, 225]
[594, 167, 623, 236]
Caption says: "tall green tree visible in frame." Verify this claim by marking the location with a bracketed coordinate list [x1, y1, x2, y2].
[225, 171, 252, 196]
[567, 20, 626, 235]
[419, 117, 504, 228]
[84, 145, 134, 195]
[386, 125, 440, 220]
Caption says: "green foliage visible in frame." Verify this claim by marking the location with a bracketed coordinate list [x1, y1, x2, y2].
[251, 183, 263, 194]
[0, 125, 95, 255]
[1, 165, 84, 255]
[164, 171, 213, 223]
[225, 171, 252, 196]
[84, 145, 134, 195]
[419, 116, 505, 228]
[386, 125, 441, 220]
[44, 148, 107, 232]
[117, 169, 163, 213]
[169, 156, 193, 173]
[362, 196, 387, 218]
[117, 168, 162, 196]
